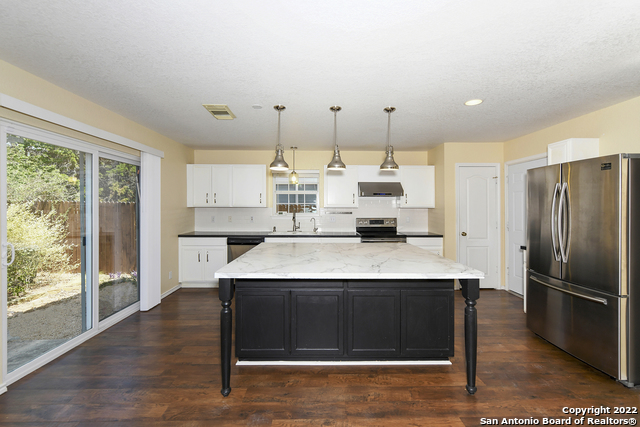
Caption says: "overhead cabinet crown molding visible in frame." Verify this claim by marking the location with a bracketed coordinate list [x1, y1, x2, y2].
[187, 164, 266, 208]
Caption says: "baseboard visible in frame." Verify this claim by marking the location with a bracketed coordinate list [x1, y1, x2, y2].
[236, 360, 451, 366]
[0, 385, 7, 396]
[161, 284, 182, 299]
[180, 282, 219, 289]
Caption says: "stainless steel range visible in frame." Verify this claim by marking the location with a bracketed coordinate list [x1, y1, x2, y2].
[356, 218, 406, 243]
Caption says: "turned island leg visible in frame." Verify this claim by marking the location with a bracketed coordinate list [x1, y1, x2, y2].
[459, 278, 480, 395]
[219, 278, 234, 397]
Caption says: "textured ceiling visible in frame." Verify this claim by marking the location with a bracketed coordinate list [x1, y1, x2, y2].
[1, 0, 639, 151]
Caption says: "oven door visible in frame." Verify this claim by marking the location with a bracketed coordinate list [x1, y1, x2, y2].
[360, 236, 407, 243]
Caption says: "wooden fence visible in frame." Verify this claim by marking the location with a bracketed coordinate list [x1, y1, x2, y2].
[32, 201, 137, 274]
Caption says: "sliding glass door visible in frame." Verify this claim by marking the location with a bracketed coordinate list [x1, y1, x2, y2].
[2, 121, 142, 382]
[4, 133, 93, 373]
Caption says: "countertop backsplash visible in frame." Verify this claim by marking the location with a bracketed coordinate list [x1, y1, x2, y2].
[193, 197, 429, 233]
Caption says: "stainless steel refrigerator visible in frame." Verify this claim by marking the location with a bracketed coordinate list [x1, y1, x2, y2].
[526, 153, 640, 386]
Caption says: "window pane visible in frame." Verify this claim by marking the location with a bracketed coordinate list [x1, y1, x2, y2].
[289, 194, 297, 204]
[6, 135, 93, 373]
[305, 194, 317, 204]
[98, 158, 140, 321]
[277, 194, 288, 204]
[306, 184, 318, 191]
[276, 184, 289, 191]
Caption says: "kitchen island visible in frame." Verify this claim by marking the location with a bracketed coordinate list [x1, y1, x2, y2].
[214, 242, 484, 396]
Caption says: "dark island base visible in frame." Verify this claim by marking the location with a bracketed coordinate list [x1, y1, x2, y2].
[218, 277, 480, 396]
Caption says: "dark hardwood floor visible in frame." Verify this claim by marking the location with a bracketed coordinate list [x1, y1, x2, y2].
[1, 288, 639, 426]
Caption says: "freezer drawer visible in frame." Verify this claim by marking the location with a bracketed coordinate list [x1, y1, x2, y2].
[526, 271, 624, 380]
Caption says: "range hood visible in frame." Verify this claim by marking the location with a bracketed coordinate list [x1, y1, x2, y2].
[358, 182, 404, 197]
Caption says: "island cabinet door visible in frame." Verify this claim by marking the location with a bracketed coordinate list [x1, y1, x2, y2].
[401, 289, 454, 358]
[291, 290, 344, 356]
[347, 290, 401, 357]
[235, 290, 290, 357]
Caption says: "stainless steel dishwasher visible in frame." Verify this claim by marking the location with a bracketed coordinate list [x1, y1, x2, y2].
[227, 237, 265, 262]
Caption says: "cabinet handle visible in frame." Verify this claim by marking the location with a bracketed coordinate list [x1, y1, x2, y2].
[198, 252, 201, 262]
[206, 193, 209, 204]
[405, 194, 408, 204]
[353, 194, 355, 204]
[206, 251, 209, 262]
[260, 192, 262, 203]
[214, 193, 216, 204]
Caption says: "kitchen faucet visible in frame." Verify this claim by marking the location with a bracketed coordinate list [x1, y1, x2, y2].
[310, 217, 318, 233]
[292, 211, 300, 232]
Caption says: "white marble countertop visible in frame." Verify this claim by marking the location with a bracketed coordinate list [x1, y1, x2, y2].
[215, 242, 484, 280]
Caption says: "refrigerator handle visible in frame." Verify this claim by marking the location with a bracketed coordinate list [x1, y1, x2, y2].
[558, 182, 569, 263]
[529, 275, 607, 305]
[551, 183, 561, 261]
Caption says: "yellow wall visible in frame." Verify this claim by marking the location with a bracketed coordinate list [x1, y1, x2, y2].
[504, 95, 640, 162]
[0, 60, 194, 296]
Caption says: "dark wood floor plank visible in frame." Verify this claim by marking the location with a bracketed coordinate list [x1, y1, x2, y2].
[1, 288, 639, 425]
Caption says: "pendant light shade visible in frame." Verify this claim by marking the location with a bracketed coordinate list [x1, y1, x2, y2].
[269, 105, 289, 171]
[289, 146, 299, 184]
[327, 106, 346, 170]
[380, 106, 399, 170]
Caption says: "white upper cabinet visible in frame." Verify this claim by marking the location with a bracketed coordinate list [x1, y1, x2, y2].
[547, 138, 599, 165]
[211, 165, 232, 206]
[357, 165, 401, 182]
[324, 165, 359, 207]
[399, 165, 435, 208]
[231, 165, 266, 207]
[187, 164, 265, 208]
[188, 164, 212, 207]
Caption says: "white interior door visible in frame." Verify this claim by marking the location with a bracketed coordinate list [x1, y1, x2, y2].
[457, 164, 500, 289]
[506, 157, 547, 295]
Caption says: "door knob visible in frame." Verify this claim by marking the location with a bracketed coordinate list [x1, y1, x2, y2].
[461, 232, 467, 236]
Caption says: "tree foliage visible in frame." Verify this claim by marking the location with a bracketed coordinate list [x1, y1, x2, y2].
[6, 135, 80, 202]
[7, 134, 139, 203]
[99, 159, 138, 203]
[6, 203, 76, 299]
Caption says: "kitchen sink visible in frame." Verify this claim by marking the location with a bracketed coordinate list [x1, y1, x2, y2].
[268, 230, 318, 235]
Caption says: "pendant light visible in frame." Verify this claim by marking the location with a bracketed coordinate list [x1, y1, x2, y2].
[269, 105, 289, 171]
[327, 106, 346, 170]
[289, 146, 299, 184]
[380, 106, 399, 170]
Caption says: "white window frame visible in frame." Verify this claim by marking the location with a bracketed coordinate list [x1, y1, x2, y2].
[272, 170, 319, 216]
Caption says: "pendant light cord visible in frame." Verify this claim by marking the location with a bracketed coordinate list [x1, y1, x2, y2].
[387, 110, 390, 151]
[277, 109, 282, 149]
[334, 109, 338, 150]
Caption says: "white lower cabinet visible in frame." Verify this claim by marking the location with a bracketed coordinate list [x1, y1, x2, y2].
[179, 238, 227, 288]
[406, 237, 443, 256]
[265, 237, 361, 244]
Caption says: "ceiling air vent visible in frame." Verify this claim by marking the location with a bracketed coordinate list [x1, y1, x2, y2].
[203, 104, 236, 120]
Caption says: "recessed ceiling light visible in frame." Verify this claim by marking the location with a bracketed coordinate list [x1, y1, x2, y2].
[203, 104, 236, 120]
[464, 99, 483, 106]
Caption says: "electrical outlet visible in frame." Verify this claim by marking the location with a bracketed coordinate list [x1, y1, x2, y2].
[211, 215, 215, 223]
[250, 216, 254, 223]
[406, 217, 411, 223]
[228, 216, 232, 222]
[330, 216, 336, 223]
[169, 271, 173, 279]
